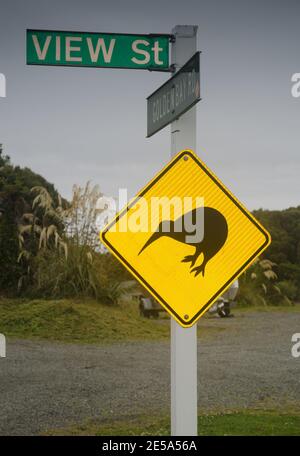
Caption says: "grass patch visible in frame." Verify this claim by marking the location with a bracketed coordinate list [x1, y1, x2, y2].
[0, 297, 170, 344]
[0, 297, 228, 344]
[47, 409, 300, 436]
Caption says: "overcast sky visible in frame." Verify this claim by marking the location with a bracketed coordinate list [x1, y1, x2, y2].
[0, 0, 299, 210]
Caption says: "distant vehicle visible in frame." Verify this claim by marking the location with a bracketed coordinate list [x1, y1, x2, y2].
[208, 279, 239, 318]
[139, 295, 163, 319]
[139, 279, 239, 319]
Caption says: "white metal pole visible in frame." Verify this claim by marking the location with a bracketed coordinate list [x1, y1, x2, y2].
[170, 25, 198, 436]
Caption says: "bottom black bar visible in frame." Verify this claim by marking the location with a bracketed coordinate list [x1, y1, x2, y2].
[0, 436, 298, 454]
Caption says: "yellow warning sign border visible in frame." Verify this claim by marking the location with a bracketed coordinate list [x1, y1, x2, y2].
[100, 150, 271, 327]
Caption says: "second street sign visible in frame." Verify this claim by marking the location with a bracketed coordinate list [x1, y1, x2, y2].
[147, 52, 200, 137]
[26, 30, 170, 71]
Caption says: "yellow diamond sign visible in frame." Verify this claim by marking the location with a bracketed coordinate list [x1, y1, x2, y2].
[100, 150, 271, 327]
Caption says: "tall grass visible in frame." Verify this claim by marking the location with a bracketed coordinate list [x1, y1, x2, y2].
[17, 183, 128, 304]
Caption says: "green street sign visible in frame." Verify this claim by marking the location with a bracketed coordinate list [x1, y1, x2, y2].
[26, 29, 171, 71]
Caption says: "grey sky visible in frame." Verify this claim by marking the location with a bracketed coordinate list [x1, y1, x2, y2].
[0, 0, 299, 210]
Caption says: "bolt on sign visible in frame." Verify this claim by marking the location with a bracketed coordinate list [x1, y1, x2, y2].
[147, 52, 200, 137]
[26, 30, 171, 71]
[100, 150, 271, 327]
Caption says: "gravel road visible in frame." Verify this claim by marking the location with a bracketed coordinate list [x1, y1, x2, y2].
[0, 311, 300, 435]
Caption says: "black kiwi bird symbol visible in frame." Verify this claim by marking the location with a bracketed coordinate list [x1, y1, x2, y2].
[138, 207, 228, 277]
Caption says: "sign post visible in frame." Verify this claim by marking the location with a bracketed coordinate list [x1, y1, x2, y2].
[170, 25, 198, 436]
[29, 24, 271, 437]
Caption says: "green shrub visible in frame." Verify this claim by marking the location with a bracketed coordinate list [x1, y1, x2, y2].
[238, 258, 293, 306]
[277, 280, 298, 301]
[21, 243, 123, 304]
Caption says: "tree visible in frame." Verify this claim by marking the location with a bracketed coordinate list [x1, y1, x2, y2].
[0, 146, 60, 292]
[0, 143, 10, 167]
